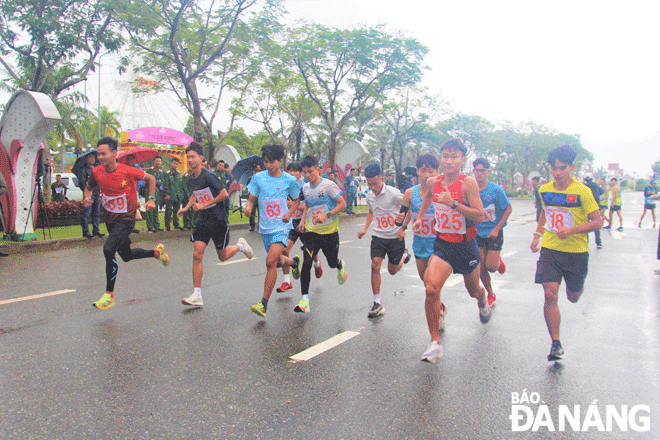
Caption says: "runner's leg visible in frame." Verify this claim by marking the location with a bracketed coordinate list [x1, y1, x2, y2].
[423, 255, 453, 342]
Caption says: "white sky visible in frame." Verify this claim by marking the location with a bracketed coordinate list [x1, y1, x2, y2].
[5, 0, 658, 177]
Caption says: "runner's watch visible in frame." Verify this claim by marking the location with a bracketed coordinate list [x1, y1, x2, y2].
[148, 195, 155, 200]
[452, 199, 460, 209]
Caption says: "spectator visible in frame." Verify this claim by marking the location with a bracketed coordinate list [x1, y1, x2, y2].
[78, 154, 103, 238]
[51, 174, 67, 201]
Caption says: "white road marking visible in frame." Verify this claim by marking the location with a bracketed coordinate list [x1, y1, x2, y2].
[445, 276, 463, 287]
[290, 331, 360, 363]
[501, 250, 518, 258]
[0, 289, 76, 306]
[340, 245, 368, 249]
[217, 257, 258, 266]
[340, 240, 352, 244]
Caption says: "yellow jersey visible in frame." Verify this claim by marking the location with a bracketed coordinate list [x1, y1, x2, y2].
[539, 178, 599, 253]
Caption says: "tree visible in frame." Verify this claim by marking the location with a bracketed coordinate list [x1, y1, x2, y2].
[288, 24, 428, 168]
[0, 0, 123, 97]
[120, 0, 282, 160]
[436, 113, 494, 157]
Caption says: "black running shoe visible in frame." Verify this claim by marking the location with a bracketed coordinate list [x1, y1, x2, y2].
[548, 340, 564, 361]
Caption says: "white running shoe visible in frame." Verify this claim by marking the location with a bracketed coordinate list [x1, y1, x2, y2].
[238, 237, 253, 259]
[182, 294, 203, 307]
[421, 341, 443, 363]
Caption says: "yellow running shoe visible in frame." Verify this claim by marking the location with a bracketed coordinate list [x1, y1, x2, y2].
[155, 243, 169, 267]
[250, 301, 267, 318]
[93, 293, 114, 310]
[337, 260, 347, 285]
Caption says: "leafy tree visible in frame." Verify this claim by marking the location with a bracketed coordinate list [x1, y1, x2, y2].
[288, 24, 428, 168]
[652, 161, 660, 179]
[436, 113, 494, 157]
[0, 0, 123, 97]
[120, 0, 282, 160]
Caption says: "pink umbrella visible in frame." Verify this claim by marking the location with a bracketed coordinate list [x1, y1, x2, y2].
[117, 147, 172, 164]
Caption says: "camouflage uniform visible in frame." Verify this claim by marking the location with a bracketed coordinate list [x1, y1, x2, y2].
[164, 168, 186, 230]
[145, 167, 166, 231]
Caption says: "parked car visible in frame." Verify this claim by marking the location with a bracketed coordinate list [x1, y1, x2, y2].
[50, 173, 83, 201]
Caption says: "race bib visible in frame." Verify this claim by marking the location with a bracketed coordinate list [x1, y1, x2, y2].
[55, 187, 63, 194]
[292, 205, 304, 220]
[374, 211, 397, 233]
[414, 213, 435, 238]
[262, 198, 287, 219]
[102, 194, 128, 214]
[484, 203, 496, 222]
[544, 206, 574, 232]
[308, 205, 331, 228]
[434, 204, 466, 235]
[193, 188, 216, 209]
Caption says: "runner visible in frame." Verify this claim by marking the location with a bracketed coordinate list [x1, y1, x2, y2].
[412, 138, 490, 363]
[357, 163, 410, 318]
[472, 158, 512, 307]
[84, 137, 170, 311]
[638, 180, 657, 228]
[395, 153, 448, 338]
[603, 177, 623, 231]
[530, 144, 601, 361]
[246, 144, 302, 318]
[598, 178, 609, 228]
[275, 162, 322, 294]
[293, 155, 348, 314]
[583, 173, 604, 249]
[177, 141, 253, 307]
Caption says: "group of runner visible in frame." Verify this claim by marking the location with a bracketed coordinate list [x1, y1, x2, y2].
[85, 137, 602, 364]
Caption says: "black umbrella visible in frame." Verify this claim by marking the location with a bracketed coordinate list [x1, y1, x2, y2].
[232, 155, 264, 186]
[71, 150, 99, 178]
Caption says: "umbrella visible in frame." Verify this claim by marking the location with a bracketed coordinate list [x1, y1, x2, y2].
[117, 147, 168, 165]
[71, 150, 99, 178]
[232, 155, 264, 186]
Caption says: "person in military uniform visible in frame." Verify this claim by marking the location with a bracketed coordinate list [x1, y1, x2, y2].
[145, 156, 166, 232]
[164, 157, 185, 231]
[51, 174, 68, 202]
[344, 168, 357, 214]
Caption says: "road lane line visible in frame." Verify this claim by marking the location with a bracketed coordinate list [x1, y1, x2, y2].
[217, 257, 258, 266]
[445, 276, 463, 287]
[0, 289, 76, 306]
[501, 250, 518, 258]
[290, 331, 360, 363]
[340, 240, 353, 244]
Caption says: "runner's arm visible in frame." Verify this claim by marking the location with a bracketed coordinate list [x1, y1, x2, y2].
[282, 197, 300, 223]
[357, 210, 373, 239]
[530, 210, 547, 252]
[245, 193, 256, 217]
[489, 204, 513, 237]
[413, 177, 434, 233]
[460, 177, 486, 223]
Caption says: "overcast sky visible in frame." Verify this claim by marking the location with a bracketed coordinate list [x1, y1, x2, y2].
[284, 0, 660, 177]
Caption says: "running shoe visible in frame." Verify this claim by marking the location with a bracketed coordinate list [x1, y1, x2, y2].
[155, 243, 170, 267]
[337, 260, 347, 285]
[276, 282, 293, 293]
[596, 244, 603, 249]
[294, 297, 310, 313]
[548, 340, 565, 361]
[479, 304, 491, 324]
[181, 294, 203, 307]
[487, 292, 497, 307]
[93, 293, 114, 310]
[238, 237, 253, 259]
[251, 301, 267, 318]
[403, 249, 411, 264]
[367, 302, 384, 318]
[638, 222, 642, 228]
[617, 226, 623, 231]
[315, 261, 323, 278]
[497, 258, 506, 274]
[421, 341, 444, 363]
[291, 255, 301, 280]
[439, 303, 448, 330]
[603, 225, 611, 230]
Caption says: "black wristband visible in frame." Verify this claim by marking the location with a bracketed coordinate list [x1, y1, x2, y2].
[395, 205, 410, 226]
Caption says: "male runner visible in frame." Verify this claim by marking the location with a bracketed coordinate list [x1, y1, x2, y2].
[583, 173, 604, 249]
[246, 144, 302, 318]
[275, 162, 322, 294]
[84, 137, 170, 310]
[413, 138, 490, 363]
[293, 155, 348, 313]
[598, 178, 609, 228]
[530, 144, 601, 361]
[177, 142, 253, 307]
[357, 163, 410, 318]
[639, 180, 657, 228]
[396, 154, 448, 335]
[473, 158, 512, 307]
[603, 177, 623, 231]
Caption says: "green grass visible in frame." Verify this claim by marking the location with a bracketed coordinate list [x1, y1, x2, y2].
[6, 204, 368, 243]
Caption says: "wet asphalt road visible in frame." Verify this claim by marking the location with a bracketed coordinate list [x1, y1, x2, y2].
[0, 194, 659, 439]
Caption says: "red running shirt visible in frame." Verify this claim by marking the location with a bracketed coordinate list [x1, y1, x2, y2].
[432, 174, 477, 243]
[87, 163, 145, 222]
